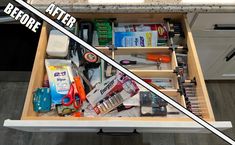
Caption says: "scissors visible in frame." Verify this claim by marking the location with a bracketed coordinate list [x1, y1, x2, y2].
[61, 66, 85, 109]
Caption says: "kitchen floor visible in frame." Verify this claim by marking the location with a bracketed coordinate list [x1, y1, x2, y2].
[0, 80, 234, 145]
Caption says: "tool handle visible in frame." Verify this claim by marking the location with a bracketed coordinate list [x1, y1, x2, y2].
[143, 79, 152, 83]
[74, 76, 86, 101]
[146, 54, 171, 63]
[61, 85, 74, 106]
[120, 60, 137, 65]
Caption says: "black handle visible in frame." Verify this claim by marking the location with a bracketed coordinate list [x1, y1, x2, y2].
[225, 48, 235, 62]
[214, 24, 235, 30]
[120, 60, 137, 65]
[97, 129, 139, 136]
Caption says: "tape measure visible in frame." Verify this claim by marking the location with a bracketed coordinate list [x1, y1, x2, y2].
[84, 52, 98, 63]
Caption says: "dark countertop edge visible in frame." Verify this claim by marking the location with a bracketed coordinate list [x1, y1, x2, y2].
[31, 4, 235, 13]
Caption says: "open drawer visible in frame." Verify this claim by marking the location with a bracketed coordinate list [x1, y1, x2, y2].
[4, 13, 232, 133]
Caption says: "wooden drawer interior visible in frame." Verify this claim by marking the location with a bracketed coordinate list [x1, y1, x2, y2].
[21, 13, 215, 121]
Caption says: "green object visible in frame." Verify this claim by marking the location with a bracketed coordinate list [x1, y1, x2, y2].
[94, 19, 112, 46]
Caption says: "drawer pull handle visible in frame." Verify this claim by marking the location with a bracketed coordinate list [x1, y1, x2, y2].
[97, 129, 139, 136]
[214, 24, 235, 30]
[225, 48, 235, 62]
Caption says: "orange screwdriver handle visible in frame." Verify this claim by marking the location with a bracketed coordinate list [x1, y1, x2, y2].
[74, 76, 86, 102]
[146, 54, 171, 63]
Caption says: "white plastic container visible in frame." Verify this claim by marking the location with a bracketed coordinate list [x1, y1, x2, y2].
[46, 30, 69, 57]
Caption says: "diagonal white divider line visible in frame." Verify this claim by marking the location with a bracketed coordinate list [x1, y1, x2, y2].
[13, 0, 235, 144]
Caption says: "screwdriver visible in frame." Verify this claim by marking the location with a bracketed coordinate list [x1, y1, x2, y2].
[131, 54, 171, 63]
[120, 60, 155, 65]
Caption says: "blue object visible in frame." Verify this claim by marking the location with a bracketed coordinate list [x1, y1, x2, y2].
[114, 31, 158, 47]
[33, 88, 51, 112]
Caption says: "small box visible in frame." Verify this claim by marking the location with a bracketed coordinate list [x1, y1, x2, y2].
[46, 30, 69, 57]
[86, 72, 139, 115]
[140, 91, 167, 116]
[114, 31, 158, 47]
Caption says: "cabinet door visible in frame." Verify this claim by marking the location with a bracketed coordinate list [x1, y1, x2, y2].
[194, 37, 235, 80]
[191, 13, 235, 38]
[191, 13, 235, 31]
[217, 47, 235, 78]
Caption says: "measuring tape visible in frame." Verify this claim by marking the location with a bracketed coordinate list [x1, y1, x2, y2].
[84, 52, 98, 63]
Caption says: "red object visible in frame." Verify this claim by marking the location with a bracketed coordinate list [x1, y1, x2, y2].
[143, 79, 164, 89]
[146, 24, 168, 39]
[61, 82, 82, 109]
[73, 112, 83, 117]
[143, 79, 152, 83]
[128, 24, 168, 40]
[84, 52, 98, 63]
[146, 54, 171, 63]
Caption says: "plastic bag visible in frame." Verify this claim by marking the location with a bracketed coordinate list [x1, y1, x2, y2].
[45, 59, 71, 108]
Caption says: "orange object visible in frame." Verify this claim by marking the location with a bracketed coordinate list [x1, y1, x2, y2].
[73, 112, 83, 117]
[74, 76, 86, 101]
[61, 82, 82, 109]
[146, 54, 171, 63]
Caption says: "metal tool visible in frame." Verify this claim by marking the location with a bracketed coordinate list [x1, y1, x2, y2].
[131, 54, 171, 69]
[120, 60, 156, 65]
[131, 54, 171, 63]
[119, 60, 161, 69]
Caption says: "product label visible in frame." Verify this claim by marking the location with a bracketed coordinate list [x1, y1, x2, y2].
[49, 66, 70, 94]
[114, 31, 158, 47]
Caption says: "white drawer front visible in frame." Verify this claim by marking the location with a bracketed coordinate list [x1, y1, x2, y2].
[4, 119, 232, 133]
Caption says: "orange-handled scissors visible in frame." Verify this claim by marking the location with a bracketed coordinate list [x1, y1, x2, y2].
[61, 82, 81, 109]
[61, 67, 82, 109]
[74, 76, 86, 102]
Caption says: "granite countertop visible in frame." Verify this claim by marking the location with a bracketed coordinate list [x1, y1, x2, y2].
[27, 0, 235, 13]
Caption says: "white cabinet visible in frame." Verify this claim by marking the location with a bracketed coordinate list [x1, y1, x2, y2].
[190, 13, 235, 80]
[194, 37, 235, 80]
[191, 13, 235, 31]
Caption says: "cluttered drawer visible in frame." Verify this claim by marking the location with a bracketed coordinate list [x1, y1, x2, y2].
[4, 13, 232, 133]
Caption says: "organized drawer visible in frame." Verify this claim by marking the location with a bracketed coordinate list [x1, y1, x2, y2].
[4, 13, 232, 133]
